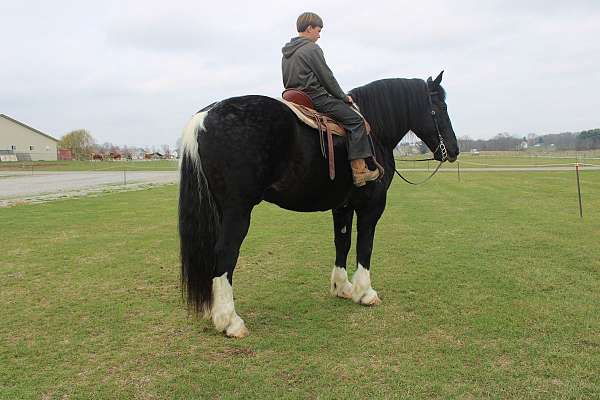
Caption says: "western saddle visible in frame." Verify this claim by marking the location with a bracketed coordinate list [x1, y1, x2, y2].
[281, 89, 371, 180]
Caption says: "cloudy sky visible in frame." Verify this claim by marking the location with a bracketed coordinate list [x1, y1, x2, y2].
[1, 0, 598, 147]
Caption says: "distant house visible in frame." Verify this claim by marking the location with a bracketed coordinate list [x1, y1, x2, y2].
[0, 114, 58, 161]
[145, 152, 164, 160]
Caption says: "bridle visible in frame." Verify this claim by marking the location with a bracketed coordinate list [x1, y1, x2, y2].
[426, 89, 448, 163]
[393, 86, 448, 185]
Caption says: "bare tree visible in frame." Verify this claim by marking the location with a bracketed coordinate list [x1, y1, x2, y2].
[59, 129, 96, 160]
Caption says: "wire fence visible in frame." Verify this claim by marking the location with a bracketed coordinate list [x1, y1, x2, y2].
[392, 154, 599, 219]
[456, 160, 600, 168]
[394, 154, 600, 169]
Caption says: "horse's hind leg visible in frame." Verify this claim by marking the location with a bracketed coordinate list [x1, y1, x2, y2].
[210, 207, 253, 338]
[330, 205, 354, 299]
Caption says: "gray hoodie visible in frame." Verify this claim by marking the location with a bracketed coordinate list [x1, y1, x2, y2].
[281, 37, 347, 100]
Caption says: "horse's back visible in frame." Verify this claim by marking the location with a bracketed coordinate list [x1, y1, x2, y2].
[195, 95, 297, 206]
[206, 95, 292, 123]
[191, 94, 352, 211]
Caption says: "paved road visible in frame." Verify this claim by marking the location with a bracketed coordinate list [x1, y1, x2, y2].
[397, 166, 600, 172]
[0, 171, 178, 201]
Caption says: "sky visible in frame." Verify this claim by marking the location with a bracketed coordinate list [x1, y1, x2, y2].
[1, 0, 599, 147]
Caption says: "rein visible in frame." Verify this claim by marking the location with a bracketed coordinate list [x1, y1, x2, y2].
[393, 88, 447, 185]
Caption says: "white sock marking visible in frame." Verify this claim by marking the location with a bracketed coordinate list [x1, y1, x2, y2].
[211, 273, 247, 336]
[330, 266, 352, 298]
[351, 263, 379, 304]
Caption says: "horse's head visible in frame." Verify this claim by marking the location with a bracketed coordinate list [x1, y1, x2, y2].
[413, 71, 459, 162]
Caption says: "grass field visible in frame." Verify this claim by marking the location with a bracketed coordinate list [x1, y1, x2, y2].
[1, 170, 599, 399]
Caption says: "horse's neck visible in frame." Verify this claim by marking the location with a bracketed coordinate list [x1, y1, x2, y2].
[357, 80, 425, 149]
[392, 81, 427, 145]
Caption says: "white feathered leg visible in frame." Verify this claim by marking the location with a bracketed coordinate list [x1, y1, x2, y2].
[211, 273, 249, 338]
[330, 266, 353, 299]
[351, 263, 381, 306]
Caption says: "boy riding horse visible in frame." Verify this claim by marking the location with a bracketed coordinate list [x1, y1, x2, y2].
[282, 12, 380, 187]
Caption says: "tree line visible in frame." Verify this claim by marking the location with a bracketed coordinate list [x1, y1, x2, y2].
[58, 129, 172, 160]
[457, 128, 600, 152]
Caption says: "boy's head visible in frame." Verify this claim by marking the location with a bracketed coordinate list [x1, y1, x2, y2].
[297, 12, 323, 42]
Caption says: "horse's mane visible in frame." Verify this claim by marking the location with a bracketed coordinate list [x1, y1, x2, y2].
[349, 78, 445, 146]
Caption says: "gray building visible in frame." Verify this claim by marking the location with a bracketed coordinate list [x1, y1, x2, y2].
[0, 114, 58, 161]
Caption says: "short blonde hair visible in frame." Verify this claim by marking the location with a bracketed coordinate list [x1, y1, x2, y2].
[296, 12, 323, 33]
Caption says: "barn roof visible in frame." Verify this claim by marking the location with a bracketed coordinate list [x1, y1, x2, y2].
[0, 114, 59, 142]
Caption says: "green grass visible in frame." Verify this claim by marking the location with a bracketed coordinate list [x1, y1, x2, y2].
[0, 160, 178, 172]
[1, 170, 599, 399]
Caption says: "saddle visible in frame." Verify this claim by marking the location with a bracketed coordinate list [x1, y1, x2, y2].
[281, 89, 372, 180]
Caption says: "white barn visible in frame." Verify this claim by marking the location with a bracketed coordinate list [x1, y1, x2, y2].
[0, 114, 59, 161]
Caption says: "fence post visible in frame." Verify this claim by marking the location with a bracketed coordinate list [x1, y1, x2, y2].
[457, 160, 461, 182]
[575, 163, 583, 218]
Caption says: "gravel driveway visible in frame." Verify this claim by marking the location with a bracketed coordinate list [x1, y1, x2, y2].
[0, 171, 178, 206]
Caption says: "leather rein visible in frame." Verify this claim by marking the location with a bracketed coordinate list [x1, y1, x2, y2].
[393, 88, 448, 185]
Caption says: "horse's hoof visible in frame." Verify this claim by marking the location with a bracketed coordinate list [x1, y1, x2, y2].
[226, 325, 249, 339]
[358, 289, 381, 306]
[330, 267, 353, 300]
[334, 293, 353, 300]
[364, 294, 382, 306]
[224, 316, 249, 338]
[332, 284, 353, 300]
[340, 291, 353, 300]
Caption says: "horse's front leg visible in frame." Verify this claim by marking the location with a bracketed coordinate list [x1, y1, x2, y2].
[330, 205, 354, 299]
[352, 203, 384, 306]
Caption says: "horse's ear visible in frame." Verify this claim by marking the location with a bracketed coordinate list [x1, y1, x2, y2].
[427, 76, 433, 86]
[433, 70, 444, 86]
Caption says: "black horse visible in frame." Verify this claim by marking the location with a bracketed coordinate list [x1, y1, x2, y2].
[179, 71, 459, 337]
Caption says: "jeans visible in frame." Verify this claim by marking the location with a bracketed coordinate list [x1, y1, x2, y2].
[311, 95, 373, 160]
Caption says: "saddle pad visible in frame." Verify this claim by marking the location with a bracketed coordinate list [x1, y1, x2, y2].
[279, 99, 346, 137]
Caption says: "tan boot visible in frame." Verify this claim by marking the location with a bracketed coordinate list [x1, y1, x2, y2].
[351, 158, 380, 187]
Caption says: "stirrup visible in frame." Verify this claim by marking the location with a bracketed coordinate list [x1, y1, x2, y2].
[372, 158, 385, 178]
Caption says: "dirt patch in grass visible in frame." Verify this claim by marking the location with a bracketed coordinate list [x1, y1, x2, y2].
[208, 347, 256, 361]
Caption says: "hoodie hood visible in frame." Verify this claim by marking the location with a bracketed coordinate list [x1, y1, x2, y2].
[282, 36, 312, 58]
